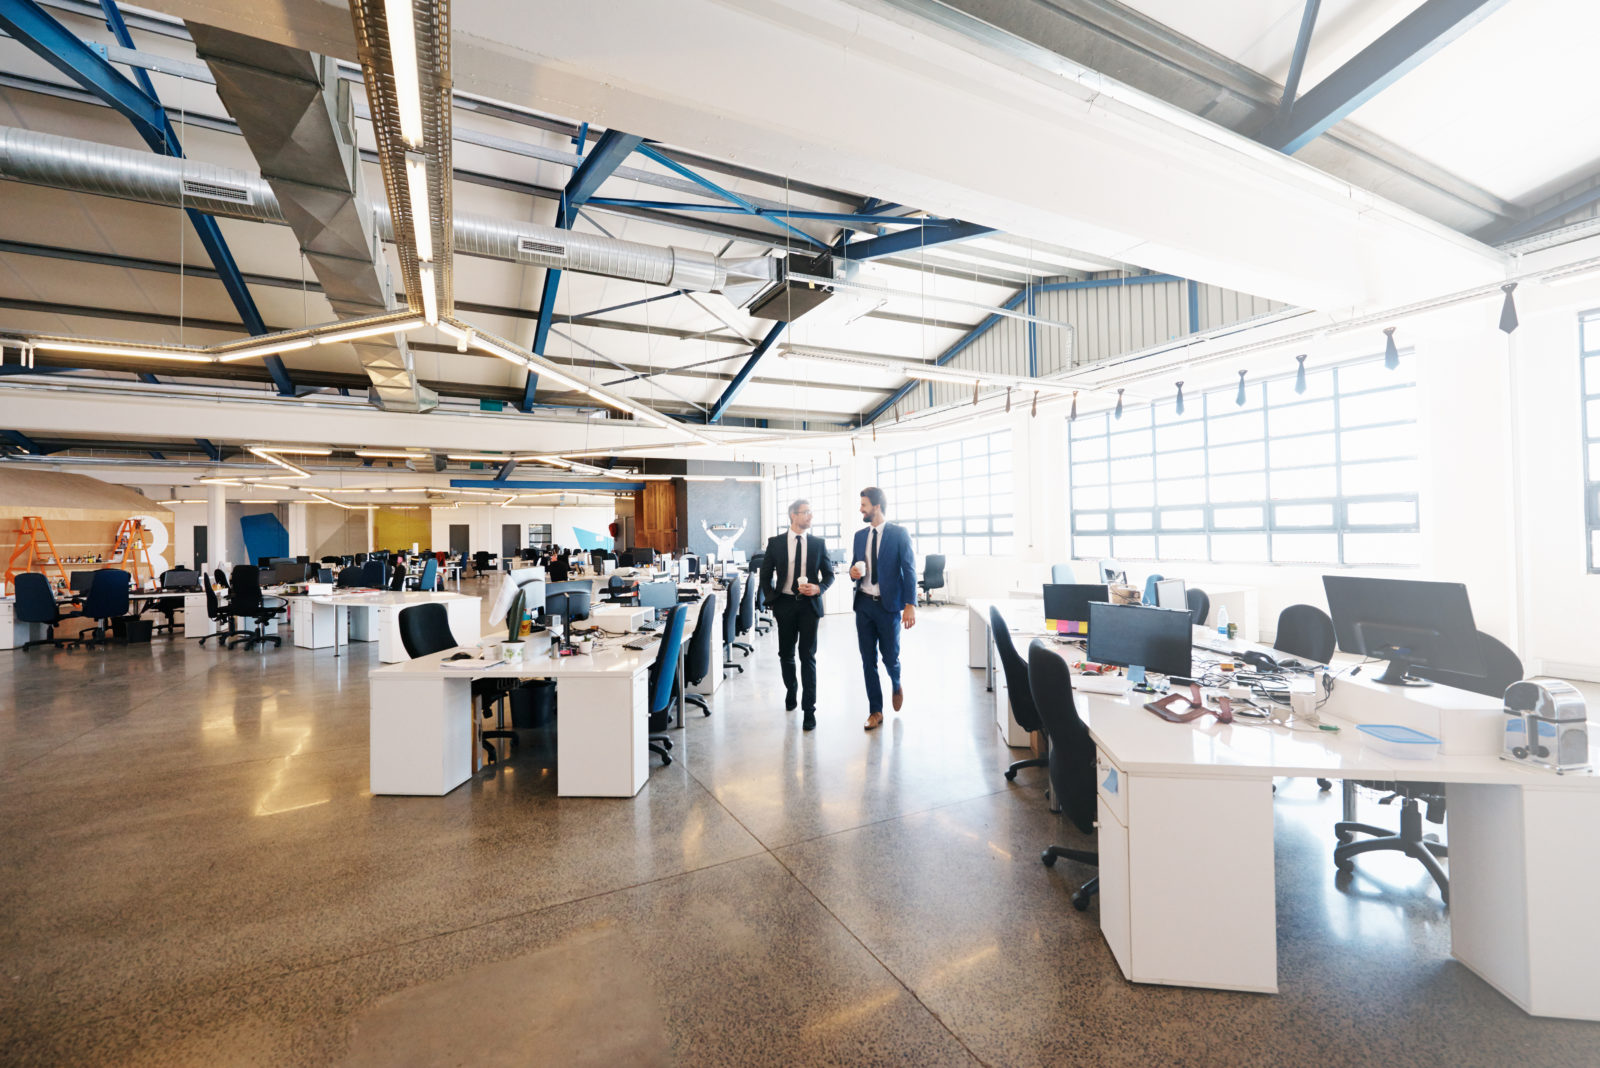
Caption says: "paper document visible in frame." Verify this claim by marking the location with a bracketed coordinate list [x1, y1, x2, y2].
[440, 658, 505, 670]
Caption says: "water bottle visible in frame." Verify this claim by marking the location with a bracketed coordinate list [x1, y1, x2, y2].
[1216, 603, 1231, 638]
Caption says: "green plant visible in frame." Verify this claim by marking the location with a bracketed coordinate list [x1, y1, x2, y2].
[505, 589, 526, 642]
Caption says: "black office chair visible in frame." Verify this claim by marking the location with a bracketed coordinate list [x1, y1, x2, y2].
[361, 560, 386, 587]
[992, 608, 1050, 788]
[320, 556, 341, 565]
[1331, 633, 1523, 905]
[602, 574, 637, 605]
[1273, 604, 1336, 663]
[646, 604, 690, 765]
[1028, 639, 1099, 911]
[14, 572, 85, 650]
[355, 552, 368, 565]
[918, 554, 947, 606]
[335, 567, 363, 588]
[226, 565, 285, 649]
[197, 579, 238, 646]
[748, 552, 773, 635]
[722, 572, 745, 674]
[146, 568, 198, 635]
[733, 574, 755, 657]
[1185, 587, 1210, 628]
[78, 569, 132, 647]
[213, 567, 230, 591]
[548, 556, 570, 582]
[388, 558, 408, 591]
[472, 550, 491, 577]
[683, 591, 718, 717]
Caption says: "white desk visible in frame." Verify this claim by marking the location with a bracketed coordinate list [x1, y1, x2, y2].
[968, 597, 1050, 747]
[285, 591, 480, 661]
[1072, 665, 1600, 1019]
[369, 641, 655, 798]
[0, 597, 42, 648]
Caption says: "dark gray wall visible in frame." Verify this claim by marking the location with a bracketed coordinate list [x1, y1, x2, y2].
[685, 480, 762, 559]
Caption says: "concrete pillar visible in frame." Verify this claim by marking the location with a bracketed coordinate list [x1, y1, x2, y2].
[366, 506, 376, 554]
[206, 482, 227, 572]
[287, 502, 309, 559]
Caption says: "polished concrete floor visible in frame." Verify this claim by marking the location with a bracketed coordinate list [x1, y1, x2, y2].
[3, 582, 1598, 1066]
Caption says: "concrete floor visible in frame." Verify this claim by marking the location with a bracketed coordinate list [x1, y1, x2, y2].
[2, 581, 1598, 1066]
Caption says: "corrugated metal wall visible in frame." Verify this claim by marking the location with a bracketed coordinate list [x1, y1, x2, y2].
[909, 277, 1283, 414]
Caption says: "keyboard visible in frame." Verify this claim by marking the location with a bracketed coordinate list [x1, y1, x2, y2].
[623, 635, 658, 651]
[1072, 673, 1131, 696]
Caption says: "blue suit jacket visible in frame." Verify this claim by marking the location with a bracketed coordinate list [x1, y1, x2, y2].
[851, 522, 916, 612]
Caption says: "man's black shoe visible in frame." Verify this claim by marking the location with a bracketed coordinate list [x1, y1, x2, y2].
[785, 692, 798, 712]
[802, 711, 816, 731]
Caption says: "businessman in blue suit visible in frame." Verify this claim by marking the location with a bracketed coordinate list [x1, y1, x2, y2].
[849, 486, 917, 730]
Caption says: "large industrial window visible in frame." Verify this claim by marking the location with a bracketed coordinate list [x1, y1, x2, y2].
[773, 464, 842, 546]
[1583, 310, 1600, 572]
[1068, 353, 1419, 566]
[877, 429, 1013, 557]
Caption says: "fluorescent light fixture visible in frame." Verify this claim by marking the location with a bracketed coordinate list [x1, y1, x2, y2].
[33, 340, 211, 362]
[198, 477, 246, 485]
[252, 446, 331, 456]
[383, 0, 424, 147]
[1540, 262, 1600, 287]
[213, 338, 315, 363]
[354, 449, 428, 458]
[446, 453, 509, 462]
[317, 320, 426, 345]
[418, 264, 439, 325]
[405, 153, 433, 263]
[682, 474, 764, 482]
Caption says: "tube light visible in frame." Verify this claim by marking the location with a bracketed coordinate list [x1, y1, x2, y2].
[316, 320, 426, 345]
[1540, 262, 1600, 287]
[405, 153, 433, 262]
[33, 340, 212, 362]
[354, 449, 429, 458]
[446, 453, 509, 461]
[418, 264, 439, 325]
[252, 446, 332, 456]
[383, 0, 424, 147]
[213, 338, 316, 363]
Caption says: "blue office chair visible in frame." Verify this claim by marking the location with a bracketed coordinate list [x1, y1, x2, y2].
[1050, 563, 1076, 584]
[646, 604, 690, 765]
[79, 569, 132, 647]
[361, 560, 386, 587]
[15, 572, 86, 650]
[1141, 573, 1166, 605]
[418, 556, 439, 592]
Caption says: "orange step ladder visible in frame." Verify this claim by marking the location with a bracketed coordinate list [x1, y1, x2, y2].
[4, 516, 70, 594]
[108, 518, 153, 588]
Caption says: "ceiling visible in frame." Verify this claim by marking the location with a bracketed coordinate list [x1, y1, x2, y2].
[1, 0, 1595, 467]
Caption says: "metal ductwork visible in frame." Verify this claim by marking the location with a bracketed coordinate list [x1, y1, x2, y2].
[0, 125, 777, 293]
[188, 24, 436, 413]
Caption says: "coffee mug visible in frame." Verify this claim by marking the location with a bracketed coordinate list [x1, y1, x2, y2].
[481, 641, 501, 661]
[501, 641, 525, 665]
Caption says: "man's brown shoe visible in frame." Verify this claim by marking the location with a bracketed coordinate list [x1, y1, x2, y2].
[864, 711, 884, 731]
[892, 686, 904, 712]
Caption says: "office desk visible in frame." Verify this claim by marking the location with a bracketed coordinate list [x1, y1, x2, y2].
[967, 597, 1049, 746]
[1071, 669, 1600, 1019]
[284, 591, 480, 661]
[369, 641, 656, 798]
[128, 589, 213, 637]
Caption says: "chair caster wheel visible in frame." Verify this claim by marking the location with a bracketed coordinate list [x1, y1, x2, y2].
[1336, 832, 1353, 844]
[1335, 860, 1352, 874]
[1071, 892, 1092, 912]
[1004, 769, 1018, 781]
[1040, 850, 1057, 867]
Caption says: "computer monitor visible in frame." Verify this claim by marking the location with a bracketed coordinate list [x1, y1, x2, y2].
[1154, 578, 1187, 612]
[638, 581, 677, 610]
[544, 588, 592, 624]
[731, 549, 748, 566]
[1087, 602, 1193, 680]
[1322, 575, 1483, 687]
[684, 556, 700, 577]
[1042, 583, 1109, 635]
[69, 570, 97, 595]
[1098, 558, 1128, 585]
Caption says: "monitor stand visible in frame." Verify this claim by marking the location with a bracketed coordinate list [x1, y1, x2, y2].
[1374, 656, 1432, 687]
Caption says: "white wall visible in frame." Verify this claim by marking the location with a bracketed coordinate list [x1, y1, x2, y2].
[428, 504, 617, 559]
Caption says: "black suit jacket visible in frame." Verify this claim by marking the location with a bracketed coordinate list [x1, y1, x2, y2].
[759, 531, 835, 618]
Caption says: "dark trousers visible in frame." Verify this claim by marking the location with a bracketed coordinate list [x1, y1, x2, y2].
[773, 595, 819, 712]
[854, 592, 902, 713]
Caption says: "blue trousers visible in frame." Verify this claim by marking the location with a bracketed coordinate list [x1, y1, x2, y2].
[854, 593, 902, 713]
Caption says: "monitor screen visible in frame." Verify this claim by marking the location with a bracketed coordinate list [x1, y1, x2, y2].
[1322, 575, 1482, 684]
[638, 581, 677, 609]
[1042, 583, 1109, 635]
[731, 549, 748, 565]
[1155, 578, 1187, 612]
[1086, 602, 1193, 679]
[685, 556, 700, 576]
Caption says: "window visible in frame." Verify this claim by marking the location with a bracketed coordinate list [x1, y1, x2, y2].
[1069, 353, 1419, 565]
[526, 524, 551, 547]
[1583, 310, 1600, 572]
[877, 429, 1013, 556]
[773, 465, 842, 545]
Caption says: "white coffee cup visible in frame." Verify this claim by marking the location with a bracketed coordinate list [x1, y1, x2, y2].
[480, 641, 501, 661]
[501, 641, 525, 665]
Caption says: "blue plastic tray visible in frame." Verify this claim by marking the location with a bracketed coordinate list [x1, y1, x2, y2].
[1356, 723, 1441, 745]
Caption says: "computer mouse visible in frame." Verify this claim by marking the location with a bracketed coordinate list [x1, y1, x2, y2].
[447, 651, 473, 661]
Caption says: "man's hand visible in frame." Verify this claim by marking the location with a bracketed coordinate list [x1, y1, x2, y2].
[798, 581, 820, 597]
[902, 604, 916, 629]
[849, 562, 864, 581]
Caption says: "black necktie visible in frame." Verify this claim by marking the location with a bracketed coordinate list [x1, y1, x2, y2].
[868, 528, 878, 585]
[792, 535, 802, 594]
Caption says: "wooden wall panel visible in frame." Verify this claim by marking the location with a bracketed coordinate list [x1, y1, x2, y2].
[635, 481, 679, 553]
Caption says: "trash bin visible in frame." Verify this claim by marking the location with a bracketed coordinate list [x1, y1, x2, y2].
[113, 615, 154, 643]
[509, 679, 556, 729]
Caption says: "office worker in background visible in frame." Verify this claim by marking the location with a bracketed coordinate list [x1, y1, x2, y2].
[759, 499, 835, 731]
[849, 486, 917, 731]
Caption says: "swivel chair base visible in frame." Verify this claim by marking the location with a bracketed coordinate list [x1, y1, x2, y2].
[1004, 756, 1048, 781]
[649, 734, 673, 765]
[732, 640, 753, 656]
[1335, 795, 1449, 904]
[1040, 846, 1099, 910]
[685, 692, 711, 716]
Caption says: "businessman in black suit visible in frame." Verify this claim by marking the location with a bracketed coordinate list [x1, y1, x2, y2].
[759, 499, 835, 731]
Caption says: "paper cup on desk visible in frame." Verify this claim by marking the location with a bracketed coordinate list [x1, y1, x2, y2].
[501, 641, 525, 665]
[480, 641, 501, 661]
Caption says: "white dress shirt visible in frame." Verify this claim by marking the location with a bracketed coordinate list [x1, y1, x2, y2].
[859, 520, 884, 597]
[786, 529, 807, 594]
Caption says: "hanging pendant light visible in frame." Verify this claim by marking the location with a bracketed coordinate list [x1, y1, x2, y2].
[851, 437, 856, 456]
[1005, 387, 1012, 414]
[1383, 327, 1399, 370]
[1236, 370, 1247, 407]
[1174, 381, 1185, 416]
[1114, 388, 1124, 419]
[1032, 391, 1039, 417]
[972, 380, 980, 406]
[1498, 282, 1519, 334]
[1294, 355, 1307, 394]
[872, 424, 876, 442]
[1069, 391, 1077, 421]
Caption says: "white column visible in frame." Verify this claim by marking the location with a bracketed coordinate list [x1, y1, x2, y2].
[206, 482, 227, 572]
[366, 506, 376, 554]
[287, 502, 310, 559]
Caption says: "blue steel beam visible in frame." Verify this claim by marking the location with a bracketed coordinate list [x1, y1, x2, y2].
[838, 220, 996, 262]
[708, 321, 786, 424]
[2, 429, 46, 454]
[449, 479, 645, 491]
[523, 128, 644, 411]
[1259, 0, 1510, 154]
[861, 274, 1180, 425]
[635, 144, 827, 251]
[0, 0, 293, 395]
[585, 199, 947, 226]
[1490, 181, 1600, 243]
[1275, 0, 1322, 118]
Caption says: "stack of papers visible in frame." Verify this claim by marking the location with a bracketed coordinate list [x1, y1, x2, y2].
[440, 657, 505, 670]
